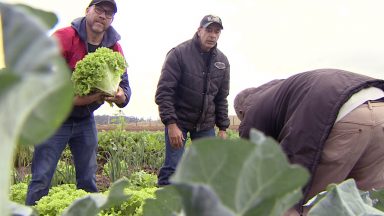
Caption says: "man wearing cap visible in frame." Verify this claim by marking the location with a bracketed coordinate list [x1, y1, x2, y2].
[25, 0, 131, 205]
[155, 15, 230, 186]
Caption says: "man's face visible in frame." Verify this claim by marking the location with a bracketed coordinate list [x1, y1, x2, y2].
[85, 3, 115, 33]
[197, 23, 222, 52]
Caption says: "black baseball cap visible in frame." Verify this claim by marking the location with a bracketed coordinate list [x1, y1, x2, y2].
[88, 0, 117, 13]
[200, 15, 223, 29]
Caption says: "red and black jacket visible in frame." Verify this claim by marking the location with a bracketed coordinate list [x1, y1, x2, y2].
[53, 17, 131, 119]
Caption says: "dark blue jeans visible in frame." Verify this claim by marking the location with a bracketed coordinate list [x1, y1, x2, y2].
[25, 116, 98, 205]
[157, 127, 216, 186]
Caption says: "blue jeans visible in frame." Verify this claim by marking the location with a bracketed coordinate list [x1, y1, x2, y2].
[25, 116, 98, 205]
[157, 127, 216, 186]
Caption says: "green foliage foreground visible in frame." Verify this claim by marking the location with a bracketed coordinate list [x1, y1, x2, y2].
[8, 132, 384, 216]
[144, 129, 310, 216]
[142, 130, 384, 216]
[0, 2, 72, 216]
[10, 172, 158, 216]
[11, 128, 384, 216]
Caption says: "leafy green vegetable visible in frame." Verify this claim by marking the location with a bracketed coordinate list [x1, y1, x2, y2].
[71, 47, 127, 96]
[101, 187, 157, 216]
[35, 184, 89, 216]
[128, 171, 158, 190]
[143, 186, 183, 216]
[308, 179, 384, 216]
[62, 178, 130, 216]
[9, 183, 28, 204]
[143, 129, 310, 216]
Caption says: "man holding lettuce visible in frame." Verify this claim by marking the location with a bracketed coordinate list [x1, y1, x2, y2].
[26, 0, 131, 205]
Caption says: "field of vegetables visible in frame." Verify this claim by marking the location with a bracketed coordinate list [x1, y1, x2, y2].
[11, 126, 384, 216]
[13, 126, 240, 189]
[10, 126, 240, 215]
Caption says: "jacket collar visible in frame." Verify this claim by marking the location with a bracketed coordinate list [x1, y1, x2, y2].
[71, 17, 121, 48]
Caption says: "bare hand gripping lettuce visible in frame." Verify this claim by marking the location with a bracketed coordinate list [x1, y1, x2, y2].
[71, 47, 127, 96]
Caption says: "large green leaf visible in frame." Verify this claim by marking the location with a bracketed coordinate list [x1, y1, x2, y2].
[143, 186, 183, 216]
[308, 179, 384, 216]
[0, 72, 20, 97]
[1, 2, 73, 146]
[168, 129, 309, 216]
[173, 184, 234, 216]
[0, 2, 72, 215]
[13, 4, 58, 29]
[9, 201, 37, 216]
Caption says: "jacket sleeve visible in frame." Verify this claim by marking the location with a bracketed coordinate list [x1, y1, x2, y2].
[113, 43, 131, 108]
[118, 72, 131, 108]
[155, 48, 181, 126]
[214, 60, 230, 131]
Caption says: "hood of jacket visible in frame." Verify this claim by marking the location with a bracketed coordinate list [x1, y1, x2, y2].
[71, 17, 121, 48]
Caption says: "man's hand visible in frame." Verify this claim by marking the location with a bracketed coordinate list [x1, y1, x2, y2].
[167, 123, 185, 149]
[105, 86, 126, 106]
[218, 130, 227, 139]
[74, 92, 106, 106]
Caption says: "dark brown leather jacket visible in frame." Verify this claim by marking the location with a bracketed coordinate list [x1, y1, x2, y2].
[237, 68, 384, 203]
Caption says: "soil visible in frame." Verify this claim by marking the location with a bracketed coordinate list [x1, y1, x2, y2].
[96, 174, 110, 191]
[97, 124, 239, 132]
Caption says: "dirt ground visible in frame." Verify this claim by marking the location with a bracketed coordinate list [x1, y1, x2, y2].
[97, 124, 164, 131]
[97, 124, 239, 131]
[97, 115, 240, 132]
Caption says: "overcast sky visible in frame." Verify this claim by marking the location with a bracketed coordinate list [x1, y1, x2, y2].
[5, 0, 384, 119]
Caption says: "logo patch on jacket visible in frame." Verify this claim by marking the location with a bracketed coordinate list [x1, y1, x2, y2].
[214, 62, 226, 70]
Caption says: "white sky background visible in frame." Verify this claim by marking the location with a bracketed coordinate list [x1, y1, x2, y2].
[5, 0, 384, 119]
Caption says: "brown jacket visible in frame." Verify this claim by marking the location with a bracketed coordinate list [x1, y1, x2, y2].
[235, 68, 384, 203]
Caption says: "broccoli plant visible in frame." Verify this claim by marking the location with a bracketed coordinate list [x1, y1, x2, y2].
[144, 129, 310, 216]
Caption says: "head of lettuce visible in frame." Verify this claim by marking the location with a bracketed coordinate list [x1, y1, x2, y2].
[71, 47, 127, 96]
